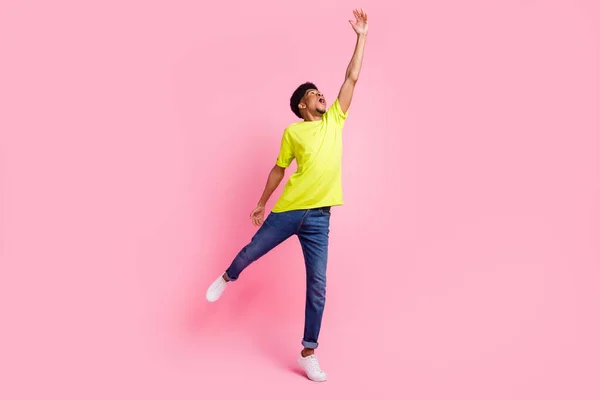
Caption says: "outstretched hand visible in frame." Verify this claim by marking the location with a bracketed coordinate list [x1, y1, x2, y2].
[250, 204, 266, 227]
[349, 8, 368, 36]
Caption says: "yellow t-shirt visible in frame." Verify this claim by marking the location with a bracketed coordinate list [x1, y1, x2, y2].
[272, 98, 348, 213]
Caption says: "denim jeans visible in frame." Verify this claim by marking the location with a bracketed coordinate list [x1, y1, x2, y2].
[225, 206, 331, 349]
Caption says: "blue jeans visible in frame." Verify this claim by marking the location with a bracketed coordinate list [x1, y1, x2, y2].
[225, 207, 331, 349]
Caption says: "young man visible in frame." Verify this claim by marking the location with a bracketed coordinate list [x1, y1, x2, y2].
[206, 9, 368, 382]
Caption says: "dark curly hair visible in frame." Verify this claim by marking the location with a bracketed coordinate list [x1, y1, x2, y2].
[290, 82, 319, 119]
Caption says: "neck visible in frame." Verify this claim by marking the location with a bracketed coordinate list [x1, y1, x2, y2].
[301, 112, 323, 122]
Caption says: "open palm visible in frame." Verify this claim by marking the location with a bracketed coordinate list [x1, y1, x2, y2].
[349, 9, 368, 35]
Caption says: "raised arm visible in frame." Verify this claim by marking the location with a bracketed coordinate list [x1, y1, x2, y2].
[338, 9, 369, 114]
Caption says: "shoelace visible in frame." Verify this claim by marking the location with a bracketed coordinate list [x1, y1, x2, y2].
[307, 356, 323, 373]
[212, 278, 226, 292]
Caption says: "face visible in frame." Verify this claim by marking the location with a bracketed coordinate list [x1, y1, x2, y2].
[299, 89, 327, 116]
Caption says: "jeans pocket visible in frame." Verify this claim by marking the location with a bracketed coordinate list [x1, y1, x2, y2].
[320, 207, 331, 216]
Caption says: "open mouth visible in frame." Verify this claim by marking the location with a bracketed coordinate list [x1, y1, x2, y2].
[319, 98, 325, 104]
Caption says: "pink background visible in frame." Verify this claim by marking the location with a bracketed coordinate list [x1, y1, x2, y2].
[1, 0, 598, 399]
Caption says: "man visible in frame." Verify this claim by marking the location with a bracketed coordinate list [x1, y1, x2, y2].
[206, 9, 368, 382]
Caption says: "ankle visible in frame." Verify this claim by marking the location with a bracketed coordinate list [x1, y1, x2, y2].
[222, 273, 230, 282]
[301, 348, 315, 358]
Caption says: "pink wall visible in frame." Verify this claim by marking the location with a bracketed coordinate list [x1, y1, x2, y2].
[1, 0, 598, 399]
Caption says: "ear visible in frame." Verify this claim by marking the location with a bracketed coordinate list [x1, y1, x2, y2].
[298, 102, 306, 109]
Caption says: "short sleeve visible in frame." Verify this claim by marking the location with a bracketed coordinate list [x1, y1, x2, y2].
[325, 98, 349, 125]
[276, 129, 295, 168]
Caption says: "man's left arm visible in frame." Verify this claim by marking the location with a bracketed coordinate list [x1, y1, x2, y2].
[338, 9, 369, 114]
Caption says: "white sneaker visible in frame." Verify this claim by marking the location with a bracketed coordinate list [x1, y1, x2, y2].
[206, 275, 229, 302]
[297, 353, 327, 382]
